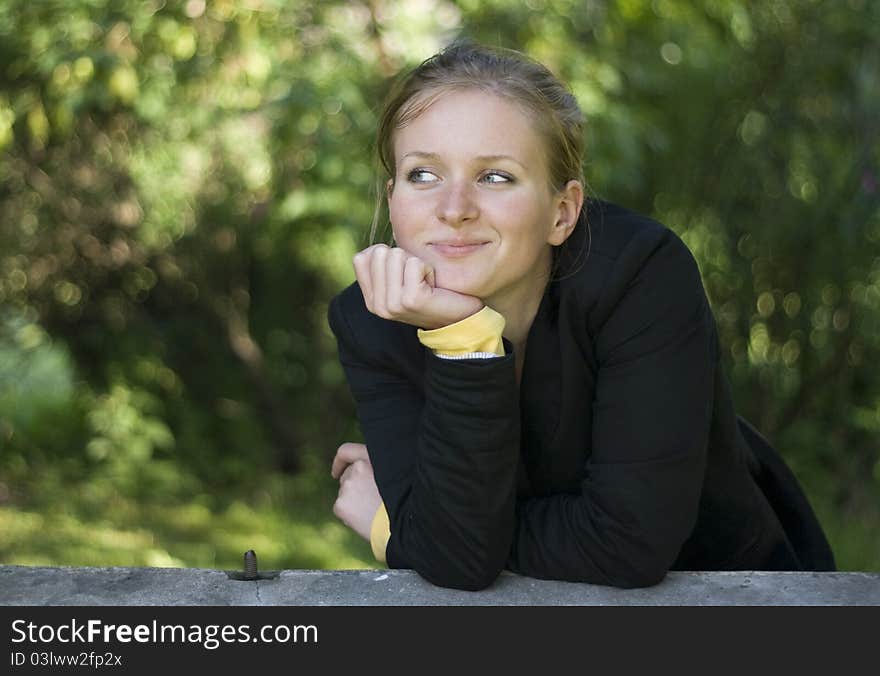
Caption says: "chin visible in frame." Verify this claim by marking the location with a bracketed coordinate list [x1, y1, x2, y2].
[432, 272, 485, 298]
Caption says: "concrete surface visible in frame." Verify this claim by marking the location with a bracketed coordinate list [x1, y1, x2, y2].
[1, 566, 879, 605]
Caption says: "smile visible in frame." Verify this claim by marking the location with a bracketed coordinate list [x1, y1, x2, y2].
[429, 242, 489, 257]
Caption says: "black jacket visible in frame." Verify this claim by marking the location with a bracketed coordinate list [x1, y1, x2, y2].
[327, 199, 835, 591]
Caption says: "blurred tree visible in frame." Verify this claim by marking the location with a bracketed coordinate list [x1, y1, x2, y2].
[0, 0, 406, 480]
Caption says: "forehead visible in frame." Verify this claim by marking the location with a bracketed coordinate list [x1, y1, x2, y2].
[393, 88, 546, 167]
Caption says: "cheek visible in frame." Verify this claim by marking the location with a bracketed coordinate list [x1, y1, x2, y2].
[388, 194, 428, 243]
[497, 199, 552, 246]
[493, 189, 551, 224]
[388, 193, 410, 226]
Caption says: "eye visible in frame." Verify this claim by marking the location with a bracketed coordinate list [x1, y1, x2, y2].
[406, 169, 439, 184]
[481, 171, 514, 184]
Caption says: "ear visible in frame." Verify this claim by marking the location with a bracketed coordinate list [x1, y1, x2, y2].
[547, 179, 584, 246]
[386, 177, 395, 199]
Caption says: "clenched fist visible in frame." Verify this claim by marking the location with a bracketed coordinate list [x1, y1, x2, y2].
[353, 244, 484, 329]
[331, 442, 382, 541]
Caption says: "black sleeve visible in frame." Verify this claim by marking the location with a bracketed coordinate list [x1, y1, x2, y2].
[506, 228, 716, 587]
[327, 291, 521, 591]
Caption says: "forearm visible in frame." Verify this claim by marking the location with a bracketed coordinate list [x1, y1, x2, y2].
[506, 461, 702, 588]
[384, 349, 520, 590]
[332, 291, 520, 590]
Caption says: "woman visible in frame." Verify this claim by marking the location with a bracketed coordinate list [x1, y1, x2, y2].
[327, 41, 835, 591]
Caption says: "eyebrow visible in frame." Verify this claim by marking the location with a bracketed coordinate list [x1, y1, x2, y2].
[401, 151, 527, 169]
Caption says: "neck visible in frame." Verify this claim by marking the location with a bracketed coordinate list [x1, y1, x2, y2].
[488, 251, 552, 356]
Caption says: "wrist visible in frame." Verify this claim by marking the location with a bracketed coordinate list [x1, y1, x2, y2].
[423, 303, 485, 330]
[417, 305, 506, 357]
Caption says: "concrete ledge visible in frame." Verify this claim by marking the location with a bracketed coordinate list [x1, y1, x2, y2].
[1, 566, 879, 605]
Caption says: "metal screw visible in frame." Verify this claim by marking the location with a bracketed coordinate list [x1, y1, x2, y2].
[243, 550, 258, 580]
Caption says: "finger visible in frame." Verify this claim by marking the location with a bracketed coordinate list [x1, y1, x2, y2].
[339, 462, 356, 484]
[385, 247, 407, 313]
[352, 248, 374, 309]
[369, 244, 389, 316]
[331, 447, 356, 481]
[402, 256, 432, 309]
[338, 459, 367, 487]
[331, 442, 368, 479]
[331, 456, 350, 481]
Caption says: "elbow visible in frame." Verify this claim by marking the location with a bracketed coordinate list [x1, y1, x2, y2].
[607, 565, 667, 589]
[413, 539, 508, 592]
[425, 532, 512, 592]
[422, 561, 505, 592]
[389, 499, 516, 592]
[391, 532, 509, 592]
[603, 547, 671, 589]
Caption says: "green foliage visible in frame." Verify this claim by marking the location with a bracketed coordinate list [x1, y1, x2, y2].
[0, 453, 373, 570]
[0, 0, 878, 571]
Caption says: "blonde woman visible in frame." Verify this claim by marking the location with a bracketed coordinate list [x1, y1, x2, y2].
[328, 41, 835, 591]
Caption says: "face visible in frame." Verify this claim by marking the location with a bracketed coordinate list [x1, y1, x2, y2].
[387, 88, 579, 310]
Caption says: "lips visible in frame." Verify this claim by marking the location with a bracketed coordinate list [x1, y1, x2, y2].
[429, 240, 490, 257]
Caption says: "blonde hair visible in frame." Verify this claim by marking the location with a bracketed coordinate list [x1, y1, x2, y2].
[371, 39, 590, 279]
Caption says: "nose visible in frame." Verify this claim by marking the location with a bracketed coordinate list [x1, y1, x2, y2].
[436, 179, 479, 225]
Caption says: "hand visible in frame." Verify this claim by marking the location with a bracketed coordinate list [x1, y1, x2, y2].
[331, 442, 382, 541]
[353, 243, 485, 330]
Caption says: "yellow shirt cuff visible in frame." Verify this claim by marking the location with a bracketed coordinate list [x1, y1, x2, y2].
[370, 501, 390, 564]
[416, 305, 506, 357]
